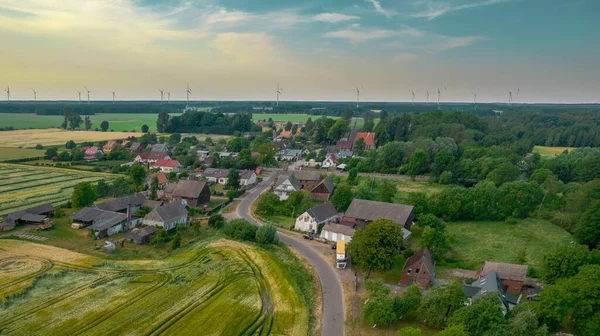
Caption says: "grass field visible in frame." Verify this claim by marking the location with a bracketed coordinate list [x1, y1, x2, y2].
[0, 147, 45, 161]
[253, 113, 366, 129]
[0, 164, 113, 217]
[0, 129, 144, 148]
[533, 145, 574, 158]
[0, 238, 309, 335]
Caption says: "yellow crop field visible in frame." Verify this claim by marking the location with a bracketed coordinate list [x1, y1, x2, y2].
[0, 129, 144, 148]
[533, 145, 574, 158]
[0, 239, 309, 336]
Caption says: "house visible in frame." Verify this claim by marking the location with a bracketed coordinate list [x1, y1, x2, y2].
[142, 199, 164, 210]
[274, 175, 301, 201]
[336, 140, 354, 151]
[126, 226, 157, 245]
[197, 150, 210, 160]
[147, 172, 169, 189]
[149, 143, 169, 152]
[337, 150, 354, 159]
[478, 261, 528, 294]
[128, 142, 144, 154]
[171, 180, 211, 207]
[102, 140, 117, 153]
[343, 199, 414, 230]
[278, 130, 302, 138]
[321, 153, 339, 169]
[310, 176, 335, 201]
[400, 248, 436, 289]
[2, 204, 55, 228]
[239, 170, 257, 186]
[152, 159, 182, 173]
[134, 152, 171, 164]
[83, 146, 102, 161]
[354, 132, 376, 150]
[218, 152, 237, 158]
[280, 149, 302, 161]
[463, 272, 522, 314]
[95, 193, 146, 215]
[320, 222, 354, 243]
[204, 156, 214, 167]
[294, 202, 339, 232]
[202, 168, 231, 184]
[71, 207, 130, 238]
[293, 171, 323, 191]
[143, 202, 188, 231]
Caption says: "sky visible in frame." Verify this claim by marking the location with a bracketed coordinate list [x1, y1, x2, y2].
[0, 0, 598, 103]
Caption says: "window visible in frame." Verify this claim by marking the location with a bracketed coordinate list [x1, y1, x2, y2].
[407, 268, 411, 274]
[415, 268, 420, 273]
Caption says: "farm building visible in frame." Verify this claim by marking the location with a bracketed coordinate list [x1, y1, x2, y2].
[126, 226, 157, 245]
[142, 199, 164, 210]
[95, 193, 145, 215]
[343, 199, 414, 230]
[279, 149, 302, 161]
[294, 202, 339, 232]
[149, 144, 169, 152]
[463, 272, 522, 314]
[152, 159, 182, 173]
[320, 222, 353, 243]
[335, 140, 353, 152]
[337, 150, 354, 159]
[83, 146, 103, 161]
[71, 207, 133, 238]
[171, 180, 211, 207]
[293, 171, 322, 190]
[134, 152, 171, 164]
[478, 261, 528, 294]
[127, 142, 144, 153]
[202, 168, 231, 184]
[274, 175, 301, 201]
[400, 248, 436, 289]
[197, 150, 210, 160]
[143, 202, 188, 231]
[310, 176, 335, 201]
[102, 140, 117, 153]
[2, 204, 55, 229]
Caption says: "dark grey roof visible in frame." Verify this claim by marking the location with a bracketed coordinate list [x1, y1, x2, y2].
[142, 199, 163, 209]
[172, 180, 208, 199]
[293, 171, 321, 181]
[239, 170, 256, 179]
[164, 183, 177, 193]
[20, 214, 47, 222]
[130, 142, 142, 150]
[128, 226, 157, 239]
[71, 207, 127, 230]
[25, 204, 54, 214]
[3, 204, 54, 225]
[338, 150, 354, 157]
[95, 193, 145, 212]
[202, 168, 230, 178]
[307, 202, 339, 223]
[404, 248, 435, 274]
[322, 222, 354, 236]
[149, 144, 168, 152]
[345, 199, 414, 226]
[312, 176, 335, 194]
[276, 175, 301, 190]
[465, 272, 509, 309]
[152, 202, 188, 222]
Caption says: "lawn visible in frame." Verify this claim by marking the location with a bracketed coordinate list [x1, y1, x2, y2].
[0, 147, 45, 161]
[0, 238, 310, 335]
[0, 129, 144, 148]
[351, 176, 441, 204]
[443, 218, 573, 270]
[533, 145, 574, 158]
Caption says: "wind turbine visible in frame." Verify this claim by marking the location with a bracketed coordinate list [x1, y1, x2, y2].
[471, 92, 477, 110]
[76, 90, 82, 103]
[112, 91, 116, 104]
[186, 83, 192, 108]
[411, 90, 415, 105]
[356, 86, 360, 108]
[167, 92, 171, 103]
[159, 90, 164, 104]
[32, 88, 37, 103]
[4, 86, 10, 102]
[508, 91, 512, 106]
[276, 84, 282, 107]
[426, 90, 430, 105]
[437, 89, 441, 108]
[84, 86, 91, 104]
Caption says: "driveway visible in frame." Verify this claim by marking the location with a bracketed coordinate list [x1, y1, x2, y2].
[236, 172, 345, 336]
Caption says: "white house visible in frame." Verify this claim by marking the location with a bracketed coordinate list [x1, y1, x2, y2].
[280, 149, 302, 161]
[294, 202, 339, 232]
[321, 153, 339, 169]
[152, 159, 182, 173]
[240, 170, 257, 186]
[320, 222, 354, 243]
[202, 168, 230, 185]
[274, 175, 300, 201]
[134, 152, 171, 164]
[197, 150, 210, 160]
[143, 202, 188, 231]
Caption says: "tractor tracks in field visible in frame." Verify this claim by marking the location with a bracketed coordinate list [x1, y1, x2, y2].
[237, 250, 275, 336]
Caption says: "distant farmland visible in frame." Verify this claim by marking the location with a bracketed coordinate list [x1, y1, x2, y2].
[0, 239, 310, 335]
[0, 164, 112, 217]
[0, 129, 144, 148]
[533, 145, 574, 158]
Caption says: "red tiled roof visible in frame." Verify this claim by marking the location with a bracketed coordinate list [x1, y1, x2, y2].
[84, 146, 100, 155]
[149, 172, 169, 185]
[279, 131, 292, 138]
[103, 140, 117, 150]
[354, 132, 375, 146]
[153, 159, 180, 167]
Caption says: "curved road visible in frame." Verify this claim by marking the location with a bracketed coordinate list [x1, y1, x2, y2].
[236, 173, 345, 336]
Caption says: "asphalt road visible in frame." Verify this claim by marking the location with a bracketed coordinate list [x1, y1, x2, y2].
[236, 172, 345, 336]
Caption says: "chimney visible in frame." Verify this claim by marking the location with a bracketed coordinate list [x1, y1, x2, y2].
[126, 196, 131, 223]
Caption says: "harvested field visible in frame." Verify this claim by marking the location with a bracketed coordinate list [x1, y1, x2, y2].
[0, 239, 309, 336]
[0, 129, 144, 148]
[0, 147, 45, 161]
[0, 163, 112, 217]
[533, 145, 574, 158]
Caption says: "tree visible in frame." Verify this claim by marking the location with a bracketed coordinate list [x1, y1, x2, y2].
[438, 171, 453, 184]
[397, 327, 421, 336]
[35, 144, 44, 150]
[141, 124, 149, 133]
[407, 192, 429, 217]
[256, 193, 282, 217]
[208, 214, 225, 230]
[541, 243, 598, 284]
[327, 118, 348, 141]
[65, 140, 76, 149]
[330, 184, 354, 212]
[256, 224, 278, 245]
[363, 293, 396, 327]
[419, 227, 450, 260]
[393, 283, 422, 319]
[84, 115, 92, 130]
[433, 150, 454, 176]
[227, 137, 248, 152]
[100, 120, 109, 132]
[44, 147, 58, 159]
[448, 292, 506, 336]
[437, 325, 469, 336]
[487, 162, 520, 186]
[71, 182, 97, 208]
[418, 282, 466, 328]
[349, 218, 403, 276]
[376, 179, 397, 203]
[128, 164, 147, 186]
[354, 138, 366, 155]
[574, 200, 600, 249]
[157, 111, 170, 132]
[417, 214, 446, 231]
[285, 121, 293, 131]
[507, 306, 548, 336]
[151, 228, 167, 245]
[171, 232, 181, 250]
[150, 176, 159, 200]
[408, 150, 428, 176]
[61, 108, 69, 129]
[222, 219, 257, 241]
[68, 113, 83, 130]
[347, 168, 358, 185]
[168, 133, 181, 145]
[498, 181, 544, 218]
[225, 168, 241, 190]
[58, 151, 71, 161]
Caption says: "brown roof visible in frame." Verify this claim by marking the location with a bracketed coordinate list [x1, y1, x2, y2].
[137, 152, 170, 161]
[149, 172, 168, 185]
[292, 171, 321, 181]
[172, 180, 208, 199]
[345, 199, 414, 226]
[481, 261, 528, 282]
[404, 248, 435, 273]
[322, 222, 354, 237]
[354, 132, 375, 146]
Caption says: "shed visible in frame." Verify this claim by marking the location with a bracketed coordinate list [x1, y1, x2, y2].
[126, 226, 157, 245]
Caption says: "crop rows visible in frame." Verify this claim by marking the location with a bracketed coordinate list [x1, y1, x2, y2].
[0, 173, 66, 187]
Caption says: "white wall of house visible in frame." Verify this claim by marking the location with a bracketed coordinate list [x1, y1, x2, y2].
[274, 180, 297, 201]
[158, 165, 180, 173]
[107, 224, 123, 236]
[218, 177, 228, 185]
[320, 229, 352, 243]
[143, 215, 187, 231]
[294, 212, 317, 232]
[322, 157, 336, 168]
[241, 173, 257, 186]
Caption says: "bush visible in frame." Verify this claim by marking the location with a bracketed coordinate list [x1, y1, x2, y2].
[35, 144, 43, 150]
[171, 232, 181, 250]
[256, 224, 278, 245]
[222, 219, 257, 242]
[208, 214, 225, 230]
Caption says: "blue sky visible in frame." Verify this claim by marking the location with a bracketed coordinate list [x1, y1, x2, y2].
[0, 0, 598, 103]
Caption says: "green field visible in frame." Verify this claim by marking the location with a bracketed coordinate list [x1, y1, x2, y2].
[0, 164, 113, 217]
[533, 145, 574, 158]
[253, 113, 365, 129]
[0, 147, 45, 161]
[0, 238, 310, 335]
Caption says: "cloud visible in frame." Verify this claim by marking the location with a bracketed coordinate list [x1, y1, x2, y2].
[412, 0, 512, 20]
[313, 13, 360, 23]
[325, 26, 422, 42]
[391, 53, 419, 63]
[419, 35, 485, 52]
[367, 0, 393, 17]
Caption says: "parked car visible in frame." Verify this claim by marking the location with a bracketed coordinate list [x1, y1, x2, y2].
[303, 233, 314, 240]
[331, 242, 337, 250]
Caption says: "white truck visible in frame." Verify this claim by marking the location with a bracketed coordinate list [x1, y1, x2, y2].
[336, 240, 347, 269]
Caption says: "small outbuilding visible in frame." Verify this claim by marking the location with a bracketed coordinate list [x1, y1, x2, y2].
[310, 176, 335, 201]
[143, 202, 188, 231]
[478, 261, 528, 294]
[126, 226, 158, 245]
